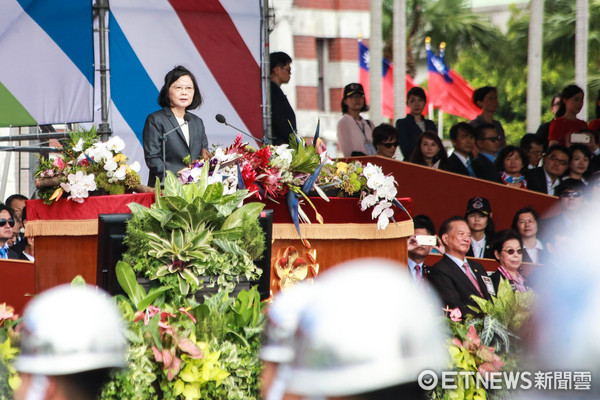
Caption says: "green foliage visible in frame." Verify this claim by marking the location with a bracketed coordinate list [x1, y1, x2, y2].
[123, 169, 265, 299]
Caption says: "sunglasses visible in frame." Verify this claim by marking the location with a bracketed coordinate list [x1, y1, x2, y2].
[0, 219, 15, 228]
[502, 248, 523, 255]
[560, 191, 582, 198]
[382, 142, 400, 148]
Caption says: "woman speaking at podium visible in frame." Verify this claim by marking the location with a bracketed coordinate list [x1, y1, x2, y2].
[143, 65, 210, 186]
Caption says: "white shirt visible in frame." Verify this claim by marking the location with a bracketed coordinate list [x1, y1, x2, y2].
[407, 258, 424, 284]
[175, 116, 190, 146]
[470, 237, 486, 258]
[453, 152, 470, 169]
[524, 239, 544, 264]
[544, 169, 561, 195]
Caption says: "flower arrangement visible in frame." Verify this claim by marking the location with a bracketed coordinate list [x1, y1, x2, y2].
[431, 279, 536, 399]
[179, 132, 408, 235]
[98, 262, 266, 400]
[0, 303, 20, 399]
[34, 127, 143, 204]
[122, 167, 265, 298]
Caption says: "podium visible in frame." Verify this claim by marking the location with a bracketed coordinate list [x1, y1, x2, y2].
[26, 193, 154, 293]
[263, 196, 414, 295]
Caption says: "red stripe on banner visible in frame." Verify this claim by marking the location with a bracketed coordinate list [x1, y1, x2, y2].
[168, 0, 263, 140]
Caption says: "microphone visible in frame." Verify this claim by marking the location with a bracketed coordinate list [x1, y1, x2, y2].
[160, 120, 188, 142]
[215, 114, 267, 145]
[160, 119, 188, 184]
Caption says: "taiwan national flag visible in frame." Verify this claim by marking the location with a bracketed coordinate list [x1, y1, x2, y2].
[359, 41, 422, 119]
[426, 41, 480, 120]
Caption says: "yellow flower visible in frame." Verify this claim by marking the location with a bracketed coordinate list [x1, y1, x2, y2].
[113, 153, 127, 163]
[336, 162, 348, 175]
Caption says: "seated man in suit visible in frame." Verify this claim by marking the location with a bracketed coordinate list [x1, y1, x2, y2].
[520, 133, 545, 169]
[525, 144, 569, 195]
[427, 216, 494, 317]
[407, 215, 441, 287]
[443, 122, 477, 177]
[471, 123, 502, 183]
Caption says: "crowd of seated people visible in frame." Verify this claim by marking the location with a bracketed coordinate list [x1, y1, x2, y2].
[1, 194, 32, 261]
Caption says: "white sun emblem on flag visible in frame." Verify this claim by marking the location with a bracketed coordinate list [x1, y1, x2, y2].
[362, 50, 370, 68]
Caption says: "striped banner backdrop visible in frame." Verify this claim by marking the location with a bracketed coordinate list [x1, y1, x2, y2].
[105, 0, 263, 184]
[0, 0, 94, 127]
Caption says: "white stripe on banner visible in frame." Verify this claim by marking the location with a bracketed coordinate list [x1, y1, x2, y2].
[0, 1, 93, 125]
[105, 0, 262, 184]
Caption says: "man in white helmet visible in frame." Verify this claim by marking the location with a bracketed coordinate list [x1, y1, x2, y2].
[13, 284, 126, 400]
[261, 258, 447, 400]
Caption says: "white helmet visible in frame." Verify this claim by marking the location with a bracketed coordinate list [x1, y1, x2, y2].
[14, 284, 127, 375]
[283, 259, 447, 397]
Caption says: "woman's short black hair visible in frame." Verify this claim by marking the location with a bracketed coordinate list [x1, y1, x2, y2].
[511, 207, 540, 233]
[158, 65, 202, 110]
[491, 229, 522, 261]
[372, 124, 398, 147]
[495, 145, 527, 174]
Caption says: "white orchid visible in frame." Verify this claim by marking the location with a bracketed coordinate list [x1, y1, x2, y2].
[113, 165, 127, 181]
[104, 157, 118, 172]
[362, 163, 381, 179]
[106, 136, 125, 152]
[73, 138, 85, 152]
[129, 161, 141, 173]
[377, 207, 395, 230]
[274, 144, 293, 165]
[361, 194, 378, 211]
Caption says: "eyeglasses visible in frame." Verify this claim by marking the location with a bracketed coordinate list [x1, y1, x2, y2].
[547, 155, 568, 166]
[170, 85, 194, 93]
[502, 248, 523, 255]
[280, 66, 291, 73]
[382, 142, 400, 148]
[0, 219, 15, 228]
[560, 191, 582, 198]
[552, 102, 562, 107]
[481, 136, 502, 142]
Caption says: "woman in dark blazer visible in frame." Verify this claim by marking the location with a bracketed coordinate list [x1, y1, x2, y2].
[143, 65, 210, 186]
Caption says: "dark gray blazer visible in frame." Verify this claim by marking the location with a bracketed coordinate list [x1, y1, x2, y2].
[143, 107, 209, 186]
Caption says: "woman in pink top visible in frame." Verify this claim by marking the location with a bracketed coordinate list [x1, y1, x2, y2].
[548, 85, 587, 147]
[336, 83, 376, 157]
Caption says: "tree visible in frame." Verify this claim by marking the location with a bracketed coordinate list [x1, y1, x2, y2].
[382, 0, 503, 77]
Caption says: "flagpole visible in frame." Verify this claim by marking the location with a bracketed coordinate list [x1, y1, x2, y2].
[438, 110, 444, 141]
[369, 0, 383, 125]
[526, 0, 544, 133]
[393, 0, 406, 120]
[575, 0, 588, 120]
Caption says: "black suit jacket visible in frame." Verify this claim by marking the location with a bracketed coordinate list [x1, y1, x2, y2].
[270, 81, 296, 146]
[443, 153, 472, 177]
[143, 107, 209, 186]
[427, 255, 493, 317]
[524, 167, 553, 195]
[471, 153, 502, 183]
[395, 114, 436, 158]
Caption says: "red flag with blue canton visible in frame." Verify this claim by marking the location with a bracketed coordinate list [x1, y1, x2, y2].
[426, 40, 480, 120]
[359, 41, 424, 119]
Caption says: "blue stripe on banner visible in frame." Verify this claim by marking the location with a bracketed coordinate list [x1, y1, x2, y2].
[109, 12, 160, 143]
[16, 0, 93, 84]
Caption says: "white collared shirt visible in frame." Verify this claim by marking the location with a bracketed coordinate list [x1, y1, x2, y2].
[470, 237, 486, 259]
[408, 258, 424, 284]
[524, 239, 544, 264]
[544, 169, 561, 195]
[175, 116, 190, 146]
[453, 152, 470, 169]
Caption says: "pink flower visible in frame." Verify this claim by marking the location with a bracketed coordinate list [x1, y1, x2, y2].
[52, 157, 66, 170]
[449, 308, 462, 322]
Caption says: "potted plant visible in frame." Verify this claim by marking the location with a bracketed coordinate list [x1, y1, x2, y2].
[122, 164, 265, 300]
